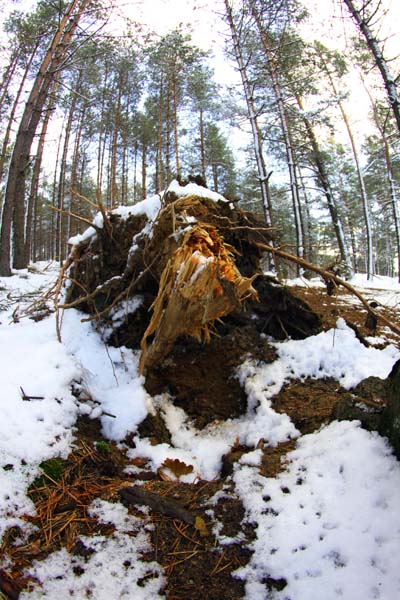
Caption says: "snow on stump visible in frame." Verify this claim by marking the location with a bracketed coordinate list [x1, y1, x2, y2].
[61, 181, 321, 424]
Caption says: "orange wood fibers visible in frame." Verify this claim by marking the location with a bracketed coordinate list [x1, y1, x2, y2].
[139, 223, 258, 373]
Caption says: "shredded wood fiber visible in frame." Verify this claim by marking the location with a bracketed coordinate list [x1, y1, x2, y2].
[139, 222, 258, 373]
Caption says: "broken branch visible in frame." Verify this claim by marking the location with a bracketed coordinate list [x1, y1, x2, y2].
[257, 242, 400, 338]
[119, 485, 195, 524]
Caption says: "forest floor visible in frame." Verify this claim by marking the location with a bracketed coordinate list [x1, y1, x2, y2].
[1, 270, 400, 600]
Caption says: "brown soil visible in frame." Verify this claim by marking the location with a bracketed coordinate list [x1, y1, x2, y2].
[291, 283, 400, 346]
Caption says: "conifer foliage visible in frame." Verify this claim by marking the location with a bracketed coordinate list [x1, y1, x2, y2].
[0, 0, 399, 279]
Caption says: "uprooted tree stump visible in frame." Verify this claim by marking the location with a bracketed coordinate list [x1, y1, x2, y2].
[61, 182, 321, 426]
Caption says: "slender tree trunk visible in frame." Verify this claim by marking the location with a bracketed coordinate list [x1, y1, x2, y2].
[27, 73, 60, 264]
[50, 119, 64, 261]
[323, 63, 374, 279]
[110, 74, 123, 206]
[249, 4, 303, 258]
[172, 75, 181, 178]
[69, 103, 86, 238]
[96, 64, 109, 199]
[296, 94, 353, 274]
[141, 141, 147, 200]
[199, 107, 207, 183]
[212, 163, 219, 193]
[165, 80, 172, 181]
[56, 83, 78, 264]
[362, 78, 400, 281]
[0, 49, 19, 110]
[224, 0, 273, 228]
[157, 83, 165, 190]
[120, 101, 130, 206]
[0, 0, 90, 275]
[297, 167, 314, 264]
[0, 45, 38, 207]
[343, 0, 400, 135]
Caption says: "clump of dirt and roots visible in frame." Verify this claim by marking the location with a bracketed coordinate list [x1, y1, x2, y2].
[1, 183, 399, 600]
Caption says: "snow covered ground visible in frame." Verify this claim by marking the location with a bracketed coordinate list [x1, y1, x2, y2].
[1, 187, 400, 598]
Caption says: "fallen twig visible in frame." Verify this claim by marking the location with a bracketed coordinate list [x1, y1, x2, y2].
[20, 387, 44, 401]
[49, 205, 103, 233]
[119, 485, 195, 524]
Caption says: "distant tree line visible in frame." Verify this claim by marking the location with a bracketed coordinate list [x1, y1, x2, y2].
[0, 0, 399, 280]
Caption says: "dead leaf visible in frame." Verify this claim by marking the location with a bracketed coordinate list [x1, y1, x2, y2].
[131, 457, 148, 468]
[159, 458, 194, 481]
[194, 516, 209, 537]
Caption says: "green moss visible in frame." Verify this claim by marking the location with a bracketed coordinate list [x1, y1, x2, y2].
[40, 457, 66, 481]
[29, 457, 67, 491]
[95, 441, 111, 454]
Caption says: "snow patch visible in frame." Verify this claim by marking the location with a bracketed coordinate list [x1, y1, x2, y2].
[234, 421, 400, 600]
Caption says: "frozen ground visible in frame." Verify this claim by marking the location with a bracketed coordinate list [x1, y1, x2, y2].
[0, 187, 400, 599]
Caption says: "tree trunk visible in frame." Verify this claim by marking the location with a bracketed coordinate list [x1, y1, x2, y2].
[96, 63, 109, 200]
[173, 75, 181, 178]
[0, 45, 38, 206]
[69, 103, 86, 239]
[224, 0, 273, 228]
[120, 101, 130, 206]
[110, 74, 123, 206]
[0, 48, 19, 110]
[363, 78, 400, 281]
[165, 80, 172, 182]
[248, 3, 303, 260]
[48, 119, 64, 261]
[199, 107, 207, 183]
[27, 73, 60, 264]
[0, 0, 90, 275]
[56, 83, 78, 264]
[323, 63, 374, 279]
[296, 94, 353, 275]
[156, 83, 165, 190]
[141, 141, 147, 200]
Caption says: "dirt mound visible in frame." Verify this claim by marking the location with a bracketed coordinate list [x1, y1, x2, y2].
[62, 188, 322, 428]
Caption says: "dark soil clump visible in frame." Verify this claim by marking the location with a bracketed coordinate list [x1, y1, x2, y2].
[144, 323, 277, 428]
